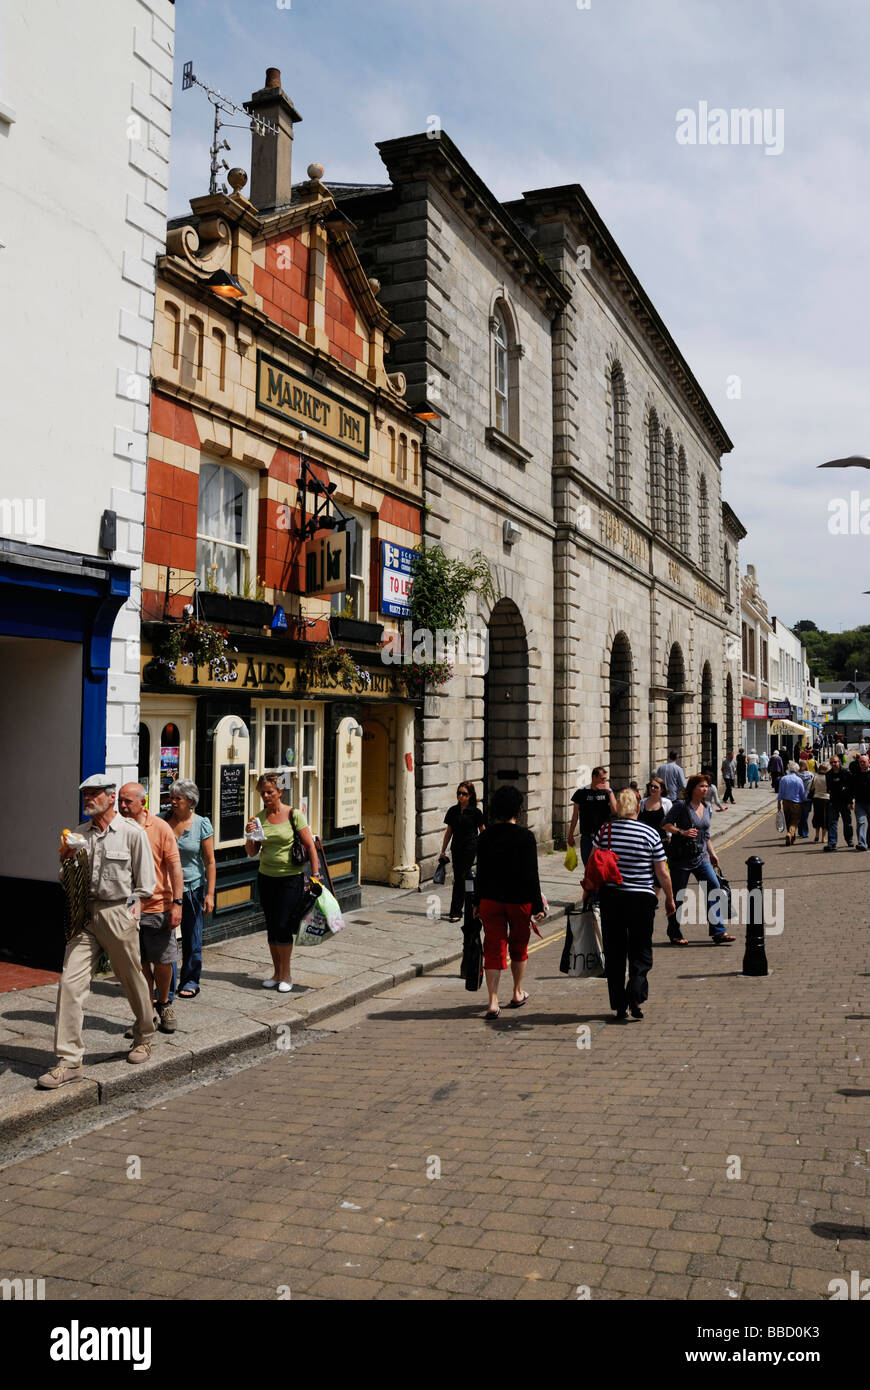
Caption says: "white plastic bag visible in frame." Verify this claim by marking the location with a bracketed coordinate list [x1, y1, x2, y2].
[776, 806, 786, 834]
[295, 882, 345, 947]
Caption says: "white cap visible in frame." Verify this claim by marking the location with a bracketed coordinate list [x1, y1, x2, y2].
[79, 774, 116, 792]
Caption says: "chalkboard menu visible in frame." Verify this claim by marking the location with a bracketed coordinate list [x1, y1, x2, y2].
[218, 764, 246, 843]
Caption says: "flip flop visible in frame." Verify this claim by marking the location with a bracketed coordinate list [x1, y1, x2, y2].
[711, 935, 736, 945]
[178, 987, 200, 998]
[507, 992, 529, 1008]
[485, 1008, 500, 1020]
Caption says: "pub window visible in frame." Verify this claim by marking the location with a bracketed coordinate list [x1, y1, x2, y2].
[196, 460, 257, 596]
[251, 702, 323, 831]
[330, 511, 370, 621]
[159, 723, 180, 815]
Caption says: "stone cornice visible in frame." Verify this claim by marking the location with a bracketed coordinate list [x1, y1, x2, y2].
[373, 132, 570, 316]
[507, 186, 734, 457]
[721, 499, 747, 540]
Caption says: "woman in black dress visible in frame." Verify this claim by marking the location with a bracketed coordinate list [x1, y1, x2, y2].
[440, 781, 485, 922]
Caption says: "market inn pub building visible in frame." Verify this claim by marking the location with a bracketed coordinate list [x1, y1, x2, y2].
[139, 70, 425, 935]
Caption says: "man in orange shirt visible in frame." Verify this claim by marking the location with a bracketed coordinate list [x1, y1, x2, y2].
[119, 783, 183, 1033]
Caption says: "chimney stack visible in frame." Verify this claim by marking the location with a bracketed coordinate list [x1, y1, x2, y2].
[244, 68, 302, 213]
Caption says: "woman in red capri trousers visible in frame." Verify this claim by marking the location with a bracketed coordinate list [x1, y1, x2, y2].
[473, 784, 547, 1020]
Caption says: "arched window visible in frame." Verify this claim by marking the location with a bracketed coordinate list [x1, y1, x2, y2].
[212, 327, 226, 392]
[387, 426, 396, 475]
[609, 362, 629, 508]
[663, 428, 676, 535]
[647, 408, 663, 531]
[698, 475, 710, 572]
[724, 545, 732, 604]
[187, 314, 205, 381]
[411, 439, 420, 486]
[676, 446, 690, 554]
[166, 301, 180, 369]
[489, 298, 521, 443]
[398, 433, 408, 482]
[492, 305, 510, 434]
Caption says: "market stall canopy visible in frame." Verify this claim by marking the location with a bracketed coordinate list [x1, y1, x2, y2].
[830, 696, 870, 723]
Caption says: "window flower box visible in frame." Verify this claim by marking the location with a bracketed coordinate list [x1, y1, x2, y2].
[197, 593, 272, 628]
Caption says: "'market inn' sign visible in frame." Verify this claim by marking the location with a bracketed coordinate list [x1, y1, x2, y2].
[256, 351, 370, 459]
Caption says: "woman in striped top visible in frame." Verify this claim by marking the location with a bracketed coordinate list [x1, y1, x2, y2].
[592, 788, 676, 1021]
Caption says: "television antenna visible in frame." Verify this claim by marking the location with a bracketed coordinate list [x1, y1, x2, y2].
[182, 61, 278, 195]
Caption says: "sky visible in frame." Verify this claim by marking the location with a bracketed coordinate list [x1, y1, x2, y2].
[169, 0, 870, 632]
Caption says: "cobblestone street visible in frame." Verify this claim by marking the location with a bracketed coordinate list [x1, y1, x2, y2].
[1, 808, 867, 1311]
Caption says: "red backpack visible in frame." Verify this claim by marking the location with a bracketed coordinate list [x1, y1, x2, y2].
[581, 821, 623, 893]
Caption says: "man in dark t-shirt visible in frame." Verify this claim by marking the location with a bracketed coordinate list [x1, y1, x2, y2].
[567, 766, 618, 866]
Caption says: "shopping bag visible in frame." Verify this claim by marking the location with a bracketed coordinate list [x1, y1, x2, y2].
[775, 807, 786, 834]
[559, 905, 606, 978]
[710, 871, 732, 923]
[563, 845, 578, 873]
[295, 881, 345, 947]
[433, 857, 447, 886]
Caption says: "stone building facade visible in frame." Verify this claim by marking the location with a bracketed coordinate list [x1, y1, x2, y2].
[506, 187, 737, 826]
[336, 135, 568, 871]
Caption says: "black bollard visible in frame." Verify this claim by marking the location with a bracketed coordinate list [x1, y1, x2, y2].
[742, 855, 769, 976]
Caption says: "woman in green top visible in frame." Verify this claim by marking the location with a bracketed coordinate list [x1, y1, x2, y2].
[245, 772, 319, 992]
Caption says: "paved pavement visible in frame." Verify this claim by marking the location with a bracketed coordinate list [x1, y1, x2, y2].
[0, 789, 772, 1149]
[3, 787, 866, 1303]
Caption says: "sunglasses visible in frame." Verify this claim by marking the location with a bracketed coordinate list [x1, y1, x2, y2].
[457, 790, 470, 797]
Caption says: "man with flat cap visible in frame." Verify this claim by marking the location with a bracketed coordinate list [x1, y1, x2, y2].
[38, 774, 158, 1088]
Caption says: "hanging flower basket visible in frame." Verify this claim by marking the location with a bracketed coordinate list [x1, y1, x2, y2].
[152, 617, 238, 684]
[305, 644, 372, 692]
[402, 659, 453, 696]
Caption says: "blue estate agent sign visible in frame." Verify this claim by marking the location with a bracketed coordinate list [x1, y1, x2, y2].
[380, 541, 415, 617]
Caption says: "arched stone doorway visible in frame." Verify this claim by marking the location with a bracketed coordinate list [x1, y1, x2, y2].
[609, 633, 633, 790]
[701, 661, 716, 773]
[666, 643, 685, 760]
[483, 599, 529, 819]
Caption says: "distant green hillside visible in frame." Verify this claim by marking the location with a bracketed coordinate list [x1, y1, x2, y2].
[792, 620, 870, 683]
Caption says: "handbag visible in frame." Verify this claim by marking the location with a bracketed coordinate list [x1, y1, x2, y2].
[666, 804, 699, 865]
[433, 856, 447, 886]
[581, 821, 622, 893]
[710, 871, 732, 923]
[559, 904, 606, 978]
[290, 811, 307, 867]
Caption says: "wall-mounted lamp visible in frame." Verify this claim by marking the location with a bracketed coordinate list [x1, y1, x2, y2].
[411, 399, 440, 422]
[206, 269, 246, 300]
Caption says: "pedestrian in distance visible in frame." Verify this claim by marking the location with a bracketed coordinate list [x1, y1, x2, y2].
[39, 775, 158, 1088]
[474, 784, 547, 1020]
[654, 751, 687, 803]
[245, 772, 319, 991]
[811, 761, 830, 843]
[118, 782, 183, 1035]
[638, 778, 672, 839]
[439, 780, 485, 923]
[797, 760, 814, 839]
[778, 762, 807, 846]
[703, 767, 727, 813]
[768, 749, 784, 793]
[849, 753, 870, 851]
[163, 779, 215, 999]
[663, 774, 735, 945]
[721, 752, 736, 803]
[746, 749, 760, 788]
[567, 765, 617, 867]
[736, 748, 747, 790]
[824, 756, 854, 851]
[595, 788, 676, 1021]
[759, 750, 769, 782]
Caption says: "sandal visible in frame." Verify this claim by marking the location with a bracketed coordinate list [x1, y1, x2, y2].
[668, 938, 689, 946]
[507, 992, 529, 1008]
[178, 987, 200, 998]
[448, 916, 462, 923]
[485, 1008, 500, 1020]
[711, 934, 736, 945]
